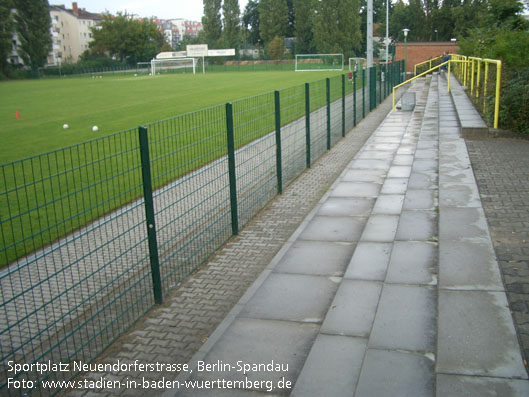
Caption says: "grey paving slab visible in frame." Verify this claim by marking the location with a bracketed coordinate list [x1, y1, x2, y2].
[386, 241, 437, 285]
[412, 159, 439, 173]
[330, 182, 381, 198]
[317, 197, 374, 217]
[182, 318, 318, 394]
[240, 273, 340, 323]
[360, 215, 400, 242]
[320, 280, 382, 337]
[372, 194, 405, 215]
[408, 172, 438, 190]
[345, 242, 392, 281]
[369, 284, 436, 352]
[348, 159, 392, 170]
[395, 210, 437, 241]
[354, 349, 435, 397]
[387, 165, 412, 178]
[380, 178, 409, 194]
[274, 241, 356, 277]
[342, 169, 387, 183]
[437, 374, 529, 397]
[403, 189, 437, 210]
[392, 154, 414, 166]
[438, 290, 528, 379]
[439, 240, 504, 291]
[291, 334, 366, 397]
[439, 207, 490, 240]
[356, 150, 393, 160]
[298, 215, 367, 242]
[439, 182, 481, 208]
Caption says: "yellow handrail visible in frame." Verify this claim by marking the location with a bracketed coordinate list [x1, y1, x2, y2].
[414, 56, 444, 77]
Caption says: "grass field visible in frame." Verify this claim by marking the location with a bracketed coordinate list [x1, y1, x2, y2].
[0, 70, 344, 165]
[0, 70, 351, 266]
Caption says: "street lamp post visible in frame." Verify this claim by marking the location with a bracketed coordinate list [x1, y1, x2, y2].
[435, 29, 438, 42]
[403, 28, 410, 80]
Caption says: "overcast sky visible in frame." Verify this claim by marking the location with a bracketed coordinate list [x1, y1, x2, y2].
[72, 0, 250, 21]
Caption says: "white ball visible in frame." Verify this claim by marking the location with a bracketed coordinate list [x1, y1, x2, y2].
[134, 73, 138, 77]
[63, 124, 69, 129]
[92, 126, 99, 132]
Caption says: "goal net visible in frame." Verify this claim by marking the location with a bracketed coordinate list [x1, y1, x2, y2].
[150, 58, 197, 76]
[349, 58, 367, 72]
[295, 54, 344, 72]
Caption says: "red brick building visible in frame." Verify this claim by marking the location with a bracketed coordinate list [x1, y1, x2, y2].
[395, 42, 459, 74]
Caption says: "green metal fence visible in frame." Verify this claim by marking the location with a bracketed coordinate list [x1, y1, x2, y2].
[0, 61, 403, 396]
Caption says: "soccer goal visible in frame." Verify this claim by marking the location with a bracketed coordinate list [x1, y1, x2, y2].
[349, 57, 367, 72]
[150, 58, 197, 76]
[295, 54, 344, 72]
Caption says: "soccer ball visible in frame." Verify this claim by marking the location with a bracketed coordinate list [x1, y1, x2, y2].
[92, 126, 99, 132]
[63, 124, 69, 130]
[134, 73, 138, 77]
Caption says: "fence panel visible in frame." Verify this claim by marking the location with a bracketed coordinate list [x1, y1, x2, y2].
[308, 79, 327, 164]
[0, 130, 153, 395]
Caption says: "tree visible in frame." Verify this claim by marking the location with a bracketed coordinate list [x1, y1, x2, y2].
[268, 35, 285, 59]
[312, 0, 362, 60]
[202, 0, 222, 46]
[0, 0, 14, 76]
[293, 0, 316, 53]
[222, 0, 241, 48]
[89, 13, 165, 65]
[242, 0, 261, 45]
[13, 0, 52, 76]
[259, 0, 289, 44]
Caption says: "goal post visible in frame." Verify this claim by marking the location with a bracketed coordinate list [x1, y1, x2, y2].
[295, 54, 344, 72]
[150, 58, 197, 76]
[349, 57, 367, 72]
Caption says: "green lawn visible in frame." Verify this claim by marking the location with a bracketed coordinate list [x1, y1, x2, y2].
[0, 70, 347, 266]
[0, 71, 343, 164]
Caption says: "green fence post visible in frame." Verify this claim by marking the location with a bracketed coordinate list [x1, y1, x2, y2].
[274, 90, 283, 195]
[370, 67, 376, 111]
[354, 71, 357, 126]
[342, 74, 346, 137]
[138, 126, 163, 305]
[362, 67, 366, 119]
[379, 65, 382, 105]
[226, 103, 239, 235]
[305, 82, 311, 168]
[326, 78, 331, 150]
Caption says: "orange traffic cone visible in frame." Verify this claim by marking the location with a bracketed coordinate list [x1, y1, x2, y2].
[16, 111, 20, 119]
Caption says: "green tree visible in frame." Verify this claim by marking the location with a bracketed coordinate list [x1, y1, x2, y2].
[0, 0, 14, 76]
[222, 0, 241, 48]
[268, 35, 285, 59]
[13, 0, 51, 76]
[202, 0, 222, 46]
[242, 0, 261, 45]
[259, 0, 289, 43]
[293, 0, 316, 53]
[312, 0, 362, 60]
[89, 13, 165, 65]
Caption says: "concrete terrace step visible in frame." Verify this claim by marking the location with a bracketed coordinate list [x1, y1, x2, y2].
[447, 72, 489, 138]
[161, 74, 529, 397]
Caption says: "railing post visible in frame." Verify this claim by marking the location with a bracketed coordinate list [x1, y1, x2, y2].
[362, 67, 366, 119]
[305, 82, 311, 168]
[138, 126, 163, 305]
[342, 74, 345, 137]
[274, 90, 283, 195]
[354, 71, 357, 126]
[225, 103, 239, 235]
[370, 67, 376, 111]
[326, 78, 331, 150]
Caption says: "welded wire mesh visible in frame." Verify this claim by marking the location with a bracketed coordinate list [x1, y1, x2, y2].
[279, 85, 307, 187]
[232, 93, 277, 228]
[0, 130, 153, 395]
[144, 106, 232, 292]
[309, 79, 328, 164]
[329, 76, 344, 146]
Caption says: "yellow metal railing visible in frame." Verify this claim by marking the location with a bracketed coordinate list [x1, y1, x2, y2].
[414, 55, 444, 76]
[395, 55, 502, 129]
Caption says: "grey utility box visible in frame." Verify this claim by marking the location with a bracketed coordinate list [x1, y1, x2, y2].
[401, 92, 416, 111]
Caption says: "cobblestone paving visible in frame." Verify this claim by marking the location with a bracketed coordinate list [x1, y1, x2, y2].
[466, 138, 529, 374]
[65, 90, 401, 396]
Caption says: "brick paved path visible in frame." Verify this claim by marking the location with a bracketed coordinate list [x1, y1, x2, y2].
[466, 138, 529, 373]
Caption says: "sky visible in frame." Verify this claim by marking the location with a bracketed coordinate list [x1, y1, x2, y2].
[73, 0, 250, 21]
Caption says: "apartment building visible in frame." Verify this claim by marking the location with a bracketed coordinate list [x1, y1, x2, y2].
[48, 2, 103, 65]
